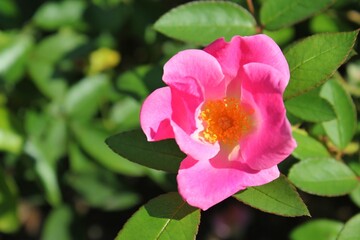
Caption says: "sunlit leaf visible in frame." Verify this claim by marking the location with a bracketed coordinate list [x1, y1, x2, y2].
[292, 129, 330, 160]
[290, 219, 343, 240]
[320, 79, 357, 149]
[284, 30, 359, 100]
[285, 87, 336, 122]
[234, 175, 309, 217]
[288, 158, 358, 196]
[116, 192, 200, 240]
[337, 213, 360, 240]
[260, 0, 335, 30]
[154, 1, 256, 45]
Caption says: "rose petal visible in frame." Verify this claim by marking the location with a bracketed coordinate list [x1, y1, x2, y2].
[178, 154, 280, 210]
[240, 63, 297, 170]
[171, 121, 220, 161]
[140, 87, 174, 141]
[163, 49, 225, 100]
[205, 35, 290, 94]
[241, 34, 290, 92]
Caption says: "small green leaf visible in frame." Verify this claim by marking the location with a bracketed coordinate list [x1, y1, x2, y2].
[234, 175, 309, 217]
[66, 172, 140, 211]
[0, 171, 20, 233]
[41, 206, 73, 240]
[284, 30, 359, 100]
[64, 74, 110, 121]
[0, 33, 33, 86]
[154, 1, 256, 45]
[350, 184, 360, 208]
[27, 31, 86, 99]
[25, 140, 62, 206]
[106, 130, 185, 173]
[71, 123, 145, 177]
[260, 0, 335, 30]
[33, 0, 86, 30]
[288, 158, 358, 196]
[337, 213, 360, 240]
[290, 219, 343, 240]
[0, 108, 23, 154]
[116, 192, 200, 240]
[292, 129, 330, 160]
[285, 87, 336, 122]
[320, 79, 357, 149]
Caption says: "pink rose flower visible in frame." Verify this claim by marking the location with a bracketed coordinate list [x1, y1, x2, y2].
[140, 35, 297, 210]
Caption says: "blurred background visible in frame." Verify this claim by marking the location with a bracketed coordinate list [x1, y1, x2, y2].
[0, 0, 360, 239]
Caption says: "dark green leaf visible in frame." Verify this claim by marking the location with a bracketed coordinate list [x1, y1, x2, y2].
[154, 1, 256, 45]
[285, 87, 336, 122]
[290, 219, 343, 240]
[288, 158, 358, 196]
[284, 30, 359, 100]
[234, 175, 310, 217]
[337, 213, 360, 240]
[320, 79, 357, 149]
[116, 192, 200, 240]
[260, 0, 335, 30]
[292, 129, 330, 160]
[0, 170, 19, 233]
[106, 130, 185, 173]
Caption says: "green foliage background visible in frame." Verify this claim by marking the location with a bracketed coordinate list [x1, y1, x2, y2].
[0, 0, 360, 239]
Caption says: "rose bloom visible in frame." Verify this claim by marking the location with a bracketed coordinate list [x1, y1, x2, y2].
[140, 35, 297, 210]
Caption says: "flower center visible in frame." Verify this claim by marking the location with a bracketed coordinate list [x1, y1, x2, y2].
[199, 97, 254, 144]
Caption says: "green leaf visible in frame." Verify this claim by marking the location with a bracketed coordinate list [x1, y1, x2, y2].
[283, 30, 359, 100]
[116, 192, 200, 240]
[0, 170, 19, 233]
[106, 130, 185, 173]
[285, 87, 336, 122]
[64, 74, 110, 121]
[337, 213, 360, 240]
[234, 175, 309, 217]
[41, 205, 73, 240]
[71, 123, 145, 177]
[33, 0, 86, 30]
[27, 31, 86, 100]
[260, 0, 335, 30]
[320, 79, 357, 149]
[290, 219, 343, 240]
[154, 1, 256, 45]
[292, 129, 330, 160]
[349, 184, 360, 208]
[108, 97, 141, 131]
[66, 172, 139, 211]
[116, 65, 150, 100]
[0, 108, 23, 154]
[25, 140, 62, 206]
[288, 158, 358, 196]
[0, 32, 33, 86]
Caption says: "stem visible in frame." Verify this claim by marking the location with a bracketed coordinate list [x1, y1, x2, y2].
[246, 0, 255, 16]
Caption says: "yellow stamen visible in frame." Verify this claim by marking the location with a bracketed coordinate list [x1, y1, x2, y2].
[199, 97, 254, 145]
